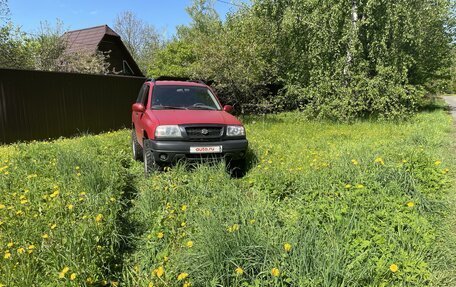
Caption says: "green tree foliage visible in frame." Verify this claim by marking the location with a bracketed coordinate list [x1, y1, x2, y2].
[151, 0, 455, 120]
[114, 11, 163, 74]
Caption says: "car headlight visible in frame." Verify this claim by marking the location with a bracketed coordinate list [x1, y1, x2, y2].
[226, 125, 245, 137]
[155, 125, 182, 138]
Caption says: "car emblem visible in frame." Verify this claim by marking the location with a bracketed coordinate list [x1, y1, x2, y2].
[201, 129, 209, 135]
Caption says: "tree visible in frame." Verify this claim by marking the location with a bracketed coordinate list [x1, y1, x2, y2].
[113, 11, 162, 74]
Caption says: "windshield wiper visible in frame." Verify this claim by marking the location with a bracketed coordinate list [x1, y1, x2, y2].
[152, 105, 187, 110]
[187, 105, 217, 110]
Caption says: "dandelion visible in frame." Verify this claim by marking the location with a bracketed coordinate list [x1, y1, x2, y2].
[50, 223, 57, 230]
[284, 243, 292, 252]
[17, 247, 25, 254]
[58, 266, 70, 278]
[75, 166, 80, 170]
[110, 197, 116, 202]
[435, 160, 442, 166]
[351, 159, 359, 165]
[181, 204, 187, 211]
[186, 240, 194, 248]
[95, 214, 103, 223]
[157, 232, 164, 239]
[407, 201, 415, 208]
[20, 199, 28, 204]
[42, 233, 49, 239]
[355, 184, 364, 189]
[389, 264, 399, 273]
[374, 157, 385, 165]
[4, 251, 11, 259]
[249, 219, 256, 224]
[50, 190, 59, 198]
[228, 224, 240, 233]
[77, 173, 81, 177]
[67, 204, 74, 210]
[7, 242, 14, 248]
[16, 210, 23, 216]
[153, 266, 164, 278]
[271, 267, 280, 277]
[148, 283, 154, 287]
[183, 282, 192, 287]
[177, 272, 189, 281]
[235, 267, 244, 276]
[27, 245, 35, 254]
[181, 221, 186, 227]
[70, 273, 77, 280]
[0, 204, 5, 209]
[345, 184, 352, 189]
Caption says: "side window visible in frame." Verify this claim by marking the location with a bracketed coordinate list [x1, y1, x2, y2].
[142, 85, 150, 106]
[136, 85, 146, 103]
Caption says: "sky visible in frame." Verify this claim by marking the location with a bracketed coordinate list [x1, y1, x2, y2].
[8, 0, 243, 38]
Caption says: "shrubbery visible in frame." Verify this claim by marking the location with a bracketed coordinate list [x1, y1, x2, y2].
[150, 0, 455, 121]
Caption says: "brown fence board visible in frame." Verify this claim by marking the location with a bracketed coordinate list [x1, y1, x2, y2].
[0, 68, 145, 144]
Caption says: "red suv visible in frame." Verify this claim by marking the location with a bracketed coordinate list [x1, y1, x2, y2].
[131, 78, 248, 174]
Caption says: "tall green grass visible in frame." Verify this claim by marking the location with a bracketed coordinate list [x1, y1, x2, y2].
[0, 109, 455, 286]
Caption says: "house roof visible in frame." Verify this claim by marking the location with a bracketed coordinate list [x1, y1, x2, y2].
[63, 25, 120, 53]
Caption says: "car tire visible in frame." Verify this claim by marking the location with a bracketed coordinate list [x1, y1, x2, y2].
[132, 129, 143, 161]
[143, 147, 160, 176]
[226, 158, 246, 178]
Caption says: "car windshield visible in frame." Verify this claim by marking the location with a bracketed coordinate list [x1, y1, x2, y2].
[151, 85, 221, 110]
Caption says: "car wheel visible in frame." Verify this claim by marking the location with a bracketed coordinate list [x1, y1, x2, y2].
[131, 129, 143, 161]
[143, 147, 159, 176]
[226, 158, 246, 178]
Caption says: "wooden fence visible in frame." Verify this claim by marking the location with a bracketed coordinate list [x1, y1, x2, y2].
[0, 68, 145, 144]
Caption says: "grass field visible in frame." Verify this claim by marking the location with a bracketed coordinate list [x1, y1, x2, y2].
[1, 108, 455, 287]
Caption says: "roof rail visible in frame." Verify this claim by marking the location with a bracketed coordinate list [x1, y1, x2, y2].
[153, 76, 206, 85]
[145, 77, 155, 82]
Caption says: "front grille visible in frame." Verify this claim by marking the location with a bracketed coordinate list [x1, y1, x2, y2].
[185, 126, 223, 141]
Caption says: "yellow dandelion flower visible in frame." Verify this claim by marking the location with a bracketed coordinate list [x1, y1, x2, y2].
[70, 273, 77, 280]
[75, 166, 80, 170]
[389, 264, 398, 273]
[186, 240, 194, 248]
[177, 272, 189, 281]
[345, 184, 352, 189]
[374, 157, 385, 165]
[435, 160, 442, 166]
[50, 190, 59, 198]
[153, 266, 164, 278]
[42, 233, 49, 239]
[407, 201, 415, 208]
[4, 251, 11, 259]
[181, 204, 187, 211]
[0, 204, 5, 209]
[17, 247, 25, 254]
[7, 242, 14, 248]
[181, 221, 186, 227]
[351, 159, 359, 165]
[235, 267, 244, 276]
[271, 267, 280, 277]
[355, 184, 364, 189]
[50, 223, 57, 230]
[58, 266, 70, 278]
[16, 210, 23, 216]
[157, 232, 164, 239]
[77, 173, 81, 177]
[111, 281, 119, 287]
[95, 214, 103, 223]
[27, 245, 35, 254]
[249, 219, 256, 224]
[163, 256, 169, 262]
[67, 204, 74, 210]
[284, 243, 292, 252]
[183, 281, 192, 287]
[148, 283, 154, 287]
[20, 199, 28, 204]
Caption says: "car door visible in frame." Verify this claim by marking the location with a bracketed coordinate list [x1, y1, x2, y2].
[133, 84, 149, 145]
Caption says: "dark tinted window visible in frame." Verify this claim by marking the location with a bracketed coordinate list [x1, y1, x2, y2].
[151, 86, 221, 110]
[136, 84, 149, 105]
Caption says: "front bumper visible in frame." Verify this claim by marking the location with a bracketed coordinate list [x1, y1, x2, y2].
[144, 139, 248, 163]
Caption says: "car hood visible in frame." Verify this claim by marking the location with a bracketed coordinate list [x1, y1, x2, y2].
[150, 110, 243, 126]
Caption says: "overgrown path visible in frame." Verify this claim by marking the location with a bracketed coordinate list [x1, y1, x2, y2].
[443, 96, 456, 119]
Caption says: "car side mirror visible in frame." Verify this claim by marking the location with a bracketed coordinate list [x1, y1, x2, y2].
[132, 103, 145, 113]
[223, 105, 233, 113]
